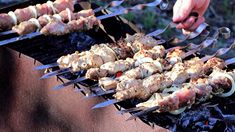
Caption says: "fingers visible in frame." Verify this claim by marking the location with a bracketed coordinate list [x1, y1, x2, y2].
[176, 16, 197, 29]
[188, 16, 205, 31]
[173, 0, 194, 22]
[181, 16, 205, 35]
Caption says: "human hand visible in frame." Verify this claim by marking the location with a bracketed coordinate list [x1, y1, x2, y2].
[173, 0, 210, 33]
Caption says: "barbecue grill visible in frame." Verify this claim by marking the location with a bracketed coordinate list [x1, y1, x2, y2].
[0, 0, 235, 132]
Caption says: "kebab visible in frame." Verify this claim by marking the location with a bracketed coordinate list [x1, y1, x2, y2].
[113, 56, 228, 101]
[92, 42, 235, 109]
[11, 0, 127, 35]
[39, 33, 165, 79]
[86, 45, 166, 81]
[12, 9, 94, 35]
[40, 15, 101, 36]
[0, 0, 74, 31]
[97, 38, 215, 91]
[124, 67, 235, 120]
[38, 0, 168, 36]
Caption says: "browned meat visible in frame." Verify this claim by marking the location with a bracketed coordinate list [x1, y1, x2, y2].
[0, 14, 15, 31]
[86, 45, 165, 81]
[119, 60, 163, 81]
[86, 58, 135, 80]
[0, 0, 74, 31]
[13, 9, 94, 35]
[165, 62, 189, 85]
[184, 57, 204, 79]
[158, 85, 196, 112]
[14, 7, 37, 24]
[112, 56, 228, 102]
[133, 45, 165, 60]
[208, 68, 232, 94]
[40, 19, 70, 36]
[114, 73, 173, 101]
[36, 3, 52, 16]
[74, 9, 95, 19]
[203, 57, 226, 74]
[12, 21, 38, 35]
[135, 69, 235, 113]
[99, 77, 119, 90]
[57, 51, 81, 69]
[166, 48, 185, 65]
[41, 15, 100, 35]
[57, 44, 116, 72]
[85, 68, 108, 80]
[53, 0, 74, 13]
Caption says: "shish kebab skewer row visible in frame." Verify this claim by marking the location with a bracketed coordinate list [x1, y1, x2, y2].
[92, 42, 235, 109]
[0, 0, 75, 31]
[89, 38, 215, 90]
[82, 29, 230, 96]
[124, 67, 235, 120]
[39, 0, 170, 36]
[52, 36, 215, 92]
[10, 0, 126, 35]
[0, 0, 172, 46]
[53, 45, 167, 90]
[40, 33, 166, 79]
[43, 27, 218, 91]
[85, 28, 231, 96]
[12, 9, 95, 35]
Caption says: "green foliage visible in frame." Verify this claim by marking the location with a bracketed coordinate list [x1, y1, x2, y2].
[122, 12, 136, 22]
[142, 11, 157, 30]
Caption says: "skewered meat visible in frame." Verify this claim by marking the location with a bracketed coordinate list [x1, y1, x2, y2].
[95, 48, 188, 91]
[62, 44, 116, 71]
[12, 9, 94, 35]
[0, 0, 74, 31]
[57, 33, 163, 71]
[166, 48, 185, 65]
[125, 33, 165, 52]
[203, 57, 226, 74]
[86, 58, 135, 80]
[113, 57, 226, 101]
[86, 45, 166, 80]
[135, 69, 235, 113]
[99, 77, 119, 90]
[40, 15, 100, 35]
[133, 44, 165, 60]
[119, 59, 164, 81]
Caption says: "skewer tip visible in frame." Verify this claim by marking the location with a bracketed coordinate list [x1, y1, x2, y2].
[92, 99, 118, 109]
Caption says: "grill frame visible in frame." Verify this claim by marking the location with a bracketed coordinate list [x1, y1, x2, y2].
[0, 1, 235, 132]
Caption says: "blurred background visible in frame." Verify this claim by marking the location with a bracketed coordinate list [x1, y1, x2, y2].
[91, 0, 235, 35]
